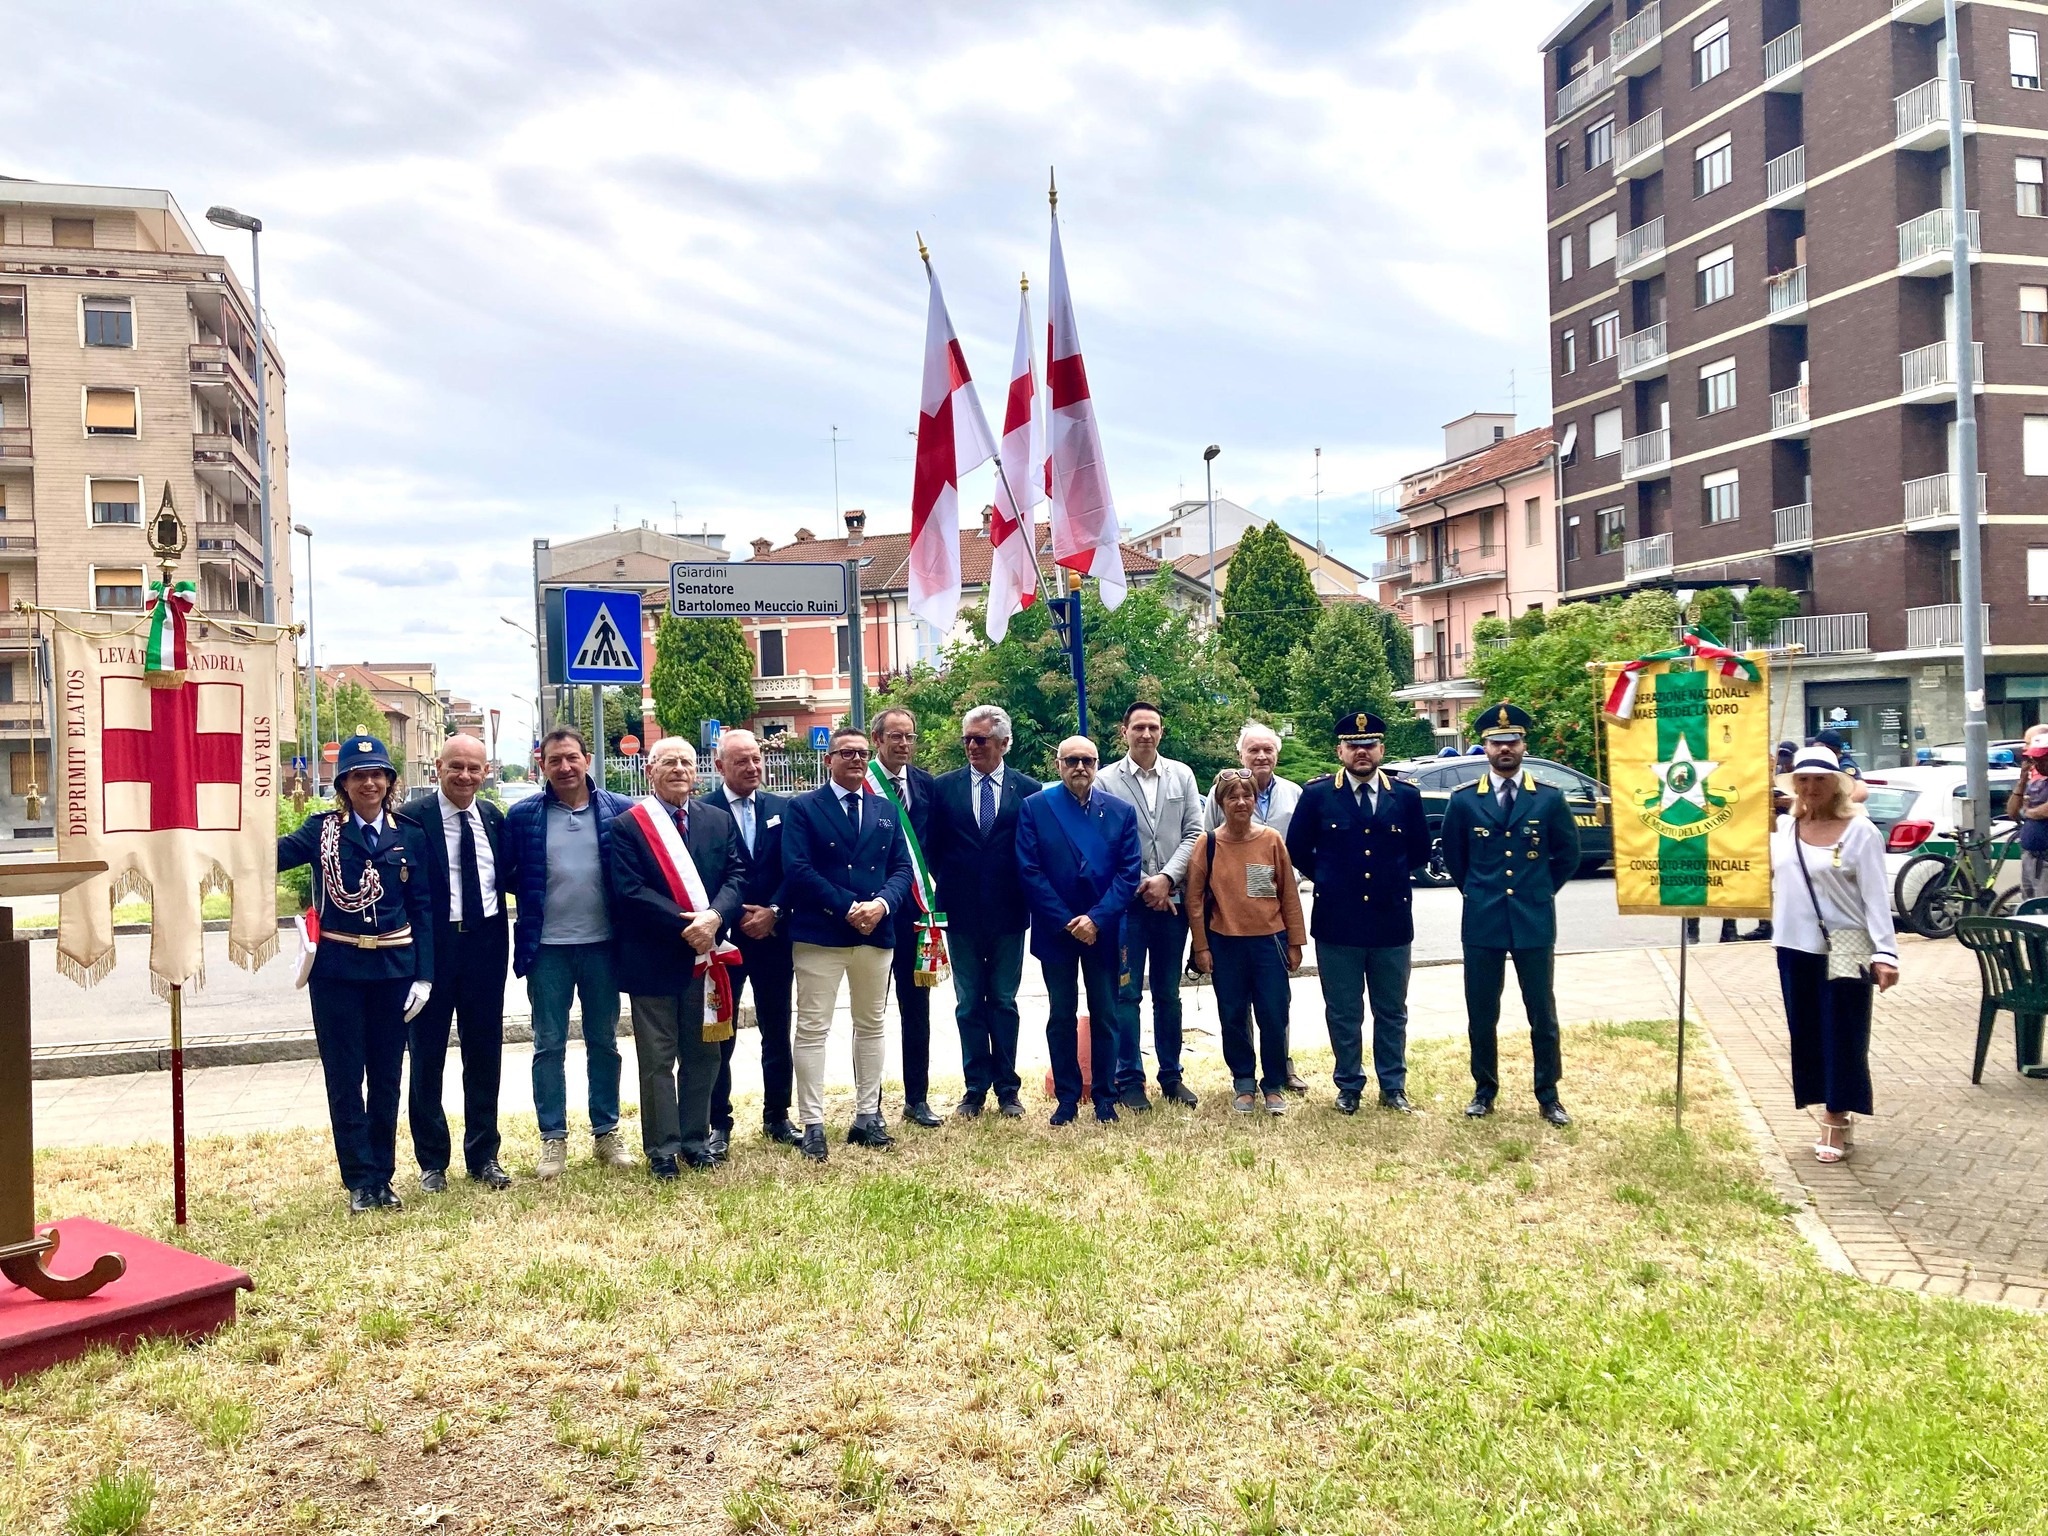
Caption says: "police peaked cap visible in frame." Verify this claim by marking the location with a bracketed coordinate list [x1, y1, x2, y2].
[1477, 702, 1533, 741]
[335, 734, 396, 778]
[1335, 711, 1387, 745]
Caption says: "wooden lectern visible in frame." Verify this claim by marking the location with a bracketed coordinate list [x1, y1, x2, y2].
[0, 862, 125, 1300]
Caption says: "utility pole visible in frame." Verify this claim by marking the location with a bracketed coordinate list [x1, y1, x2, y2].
[1947, 0, 1990, 866]
[1203, 444, 1221, 627]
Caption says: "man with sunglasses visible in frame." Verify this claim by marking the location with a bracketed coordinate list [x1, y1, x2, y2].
[1016, 737, 1144, 1124]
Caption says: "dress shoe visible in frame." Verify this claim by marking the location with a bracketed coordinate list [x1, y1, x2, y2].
[1379, 1092, 1416, 1115]
[348, 1187, 380, 1216]
[375, 1184, 404, 1210]
[469, 1161, 513, 1190]
[537, 1139, 568, 1180]
[682, 1151, 719, 1171]
[707, 1129, 731, 1162]
[904, 1102, 944, 1128]
[1464, 1096, 1494, 1119]
[1539, 1100, 1573, 1128]
[418, 1169, 448, 1194]
[1117, 1088, 1152, 1113]
[847, 1115, 896, 1150]
[1334, 1090, 1362, 1115]
[1263, 1093, 1287, 1117]
[648, 1154, 681, 1181]
[593, 1130, 636, 1169]
[764, 1118, 804, 1147]
[1094, 1101, 1120, 1124]
[800, 1125, 829, 1162]
[1049, 1102, 1079, 1127]
[1285, 1069, 1310, 1095]
[1159, 1080, 1199, 1109]
[997, 1097, 1025, 1119]
[954, 1098, 985, 1120]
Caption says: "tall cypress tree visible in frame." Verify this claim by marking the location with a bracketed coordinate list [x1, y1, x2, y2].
[650, 614, 757, 740]
[1218, 523, 1322, 710]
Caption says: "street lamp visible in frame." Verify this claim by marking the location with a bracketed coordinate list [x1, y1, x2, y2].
[204, 206, 274, 626]
[294, 522, 317, 793]
[1202, 445, 1222, 626]
[502, 616, 543, 759]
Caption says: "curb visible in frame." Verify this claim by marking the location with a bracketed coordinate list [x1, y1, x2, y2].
[16, 916, 297, 943]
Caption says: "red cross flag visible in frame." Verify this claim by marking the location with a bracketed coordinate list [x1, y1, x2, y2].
[908, 242, 998, 635]
[51, 610, 288, 994]
[1046, 189, 1125, 610]
[987, 278, 1046, 643]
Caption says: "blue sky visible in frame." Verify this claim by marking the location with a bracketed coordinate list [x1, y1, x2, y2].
[4, 0, 1559, 746]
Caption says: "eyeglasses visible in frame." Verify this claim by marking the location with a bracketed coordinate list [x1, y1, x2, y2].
[830, 747, 872, 761]
[880, 731, 917, 744]
[962, 733, 994, 747]
[1214, 768, 1254, 783]
[1060, 755, 1098, 768]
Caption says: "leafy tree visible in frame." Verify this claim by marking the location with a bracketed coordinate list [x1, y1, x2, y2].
[1286, 602, 1403, 757]
[651, 615, 756, 741]
[1464, 590, 1683, 778]
[1508, 606, 1550, 642]
[1690, 588, 1739, 647]
[298, 676, 404, 780]
[1737, 584, 1801, 644]
[568, 686, 641, 757]
[1218, 523, 1322, 709]
[1362, 601, 1417, 687]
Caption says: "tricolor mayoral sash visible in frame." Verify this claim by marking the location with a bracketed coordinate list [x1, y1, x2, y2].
[625, 797, 742, 1039]
[865, 761, 948, 984]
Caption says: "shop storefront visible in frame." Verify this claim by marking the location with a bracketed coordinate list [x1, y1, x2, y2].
[1806, 678, 1912, 770]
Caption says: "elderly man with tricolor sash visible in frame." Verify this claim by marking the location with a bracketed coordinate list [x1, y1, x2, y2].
[606, 737, 745, 1176]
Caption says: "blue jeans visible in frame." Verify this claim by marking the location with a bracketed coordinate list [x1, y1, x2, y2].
[1042, 947, 1121, 1109]
[526, 941, 622, 1141]
[1315, 941, 1411, 1096]
[1212, 932, 1291, 1094]
[951, 927, 1027, 1103]
[1116, 903, 1189, 1092]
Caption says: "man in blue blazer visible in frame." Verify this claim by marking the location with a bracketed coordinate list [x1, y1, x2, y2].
[870, 707, 943, 1127]
[925, 705, 1042, 1118]
[781, 725, 914, 1162]
[1016, 736, 1143, 1124]
[700, 728, 800, 1151]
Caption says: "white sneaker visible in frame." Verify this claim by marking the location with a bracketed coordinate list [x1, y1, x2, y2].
[592, 1131, 635, 1169]
[537, 1139, 568, 1180]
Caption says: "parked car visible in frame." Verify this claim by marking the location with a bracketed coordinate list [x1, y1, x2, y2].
[1856, 765, 2021, 916]
[1385, 755, 1613, 887]
[497, 780, 542, 806]
[1918, 740, 2029, 768]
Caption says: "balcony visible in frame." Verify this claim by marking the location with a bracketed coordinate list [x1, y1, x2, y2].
[0, 699, 41, 733]
[1765, 144, 1806, 207]
[1371, 557, 1412, 582]
[0, 333, 24, 376]
[1409, 549, 1509, 594]
[1369, 508, 1411, 537]
[1897, 207, 1980, 275]
[1902, 471, 1987, 530]
[1555, 54, 1614, 123]
[192, 431, 260, 502]
[1776, 613, 1870, 655]
[0, 522, 35, 556]
[1773, 502, 1813, 550]
[196, 518, 264, 570]
[1904, 603, 1990, 651]
[1403, 653, 1484, 696]
[754, 672, 819, 705]
[1767, 265, 1808, 319]
[1769, 382, 1811, 436]
[1618, 322, 1668, 380]
[1899, 339, 1985, 401]
[1615, 110, 1664, 178]
[1610, 3, 1661, 77]
[0, 426, 29, 467]
[1893, 0, 1963, 22]
[1894, 78, 1975, 150]
[1763, 25, 1804, 88]
[1621, 427, 1671, 479]
[188, 342, 258, 411]
[1623, 532, 1673, 583]
[1616, 216, 1665, 279]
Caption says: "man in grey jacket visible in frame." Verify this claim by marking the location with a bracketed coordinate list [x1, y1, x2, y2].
[1097, 700, 1204, 1109]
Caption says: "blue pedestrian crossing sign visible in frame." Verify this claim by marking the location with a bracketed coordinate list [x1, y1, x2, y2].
[291, 754, 307, 773]
[561, 588, 643, 684]
[809, 726, 831, 750]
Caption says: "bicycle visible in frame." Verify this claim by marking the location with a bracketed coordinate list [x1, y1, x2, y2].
[1894, 817, 2020, 940]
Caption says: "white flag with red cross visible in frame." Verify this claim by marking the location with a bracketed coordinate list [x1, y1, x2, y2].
[908, 248, 999, 635]
[1046, 199, 1125, 610]
[987, 280, 1046, 643]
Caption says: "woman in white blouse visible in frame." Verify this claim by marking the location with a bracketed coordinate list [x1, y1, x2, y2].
[1772, 744, 1900, 1163]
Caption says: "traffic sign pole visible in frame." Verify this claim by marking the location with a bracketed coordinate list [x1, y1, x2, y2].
[591, 685, 605, 791]
[845, 560, 865, 732]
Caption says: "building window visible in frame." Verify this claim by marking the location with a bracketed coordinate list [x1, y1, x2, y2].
[1586, 116, 1614, 171]
[1595, 506, 1626, 553]
[1560, 328, 1577, 373]
[1702, 468, 1740, 524]
[1559, 234, 1574, 282]
[89, 477, 141, 525]
[52, 218, 93, 249]
[757, 629, 785, 678]
[1692, 18, 1730, 86]
[1564, 515, 1581, 561]
[2021, 157, 2045, 217]
[1591, 311, 1620, 362]
[2014, 30, 2042, 90]
[2030, 547, 2048, 603]
[1698, 357, 1737, 415]
[2023, 286, 2048, 346]
[1525, 496, 1543, 547]
[11, 748, 48, 796]
[82, 297, 133, 348]
[1693, 132, 1733, 197]
[1555, 142, 1571, 187]
[83, 387, 138, 436]
[92, 566, 145, 612]
[836, 623, 851, 674]
[1695, 244, 1735, 308]
[1588, 212, 1618, 266]
[1478, 507, 1497, 554]
[1593, 407, 1623, 458]
[2026, 415, 2048, 475]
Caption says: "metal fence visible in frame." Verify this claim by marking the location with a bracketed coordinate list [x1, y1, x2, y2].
[599, 742, 831, 801]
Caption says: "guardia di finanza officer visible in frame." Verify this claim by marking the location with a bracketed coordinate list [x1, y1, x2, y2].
[1439, 703, 1580, 1126]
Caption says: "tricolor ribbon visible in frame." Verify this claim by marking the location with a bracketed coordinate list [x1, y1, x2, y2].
[1604, 629, 1763, 721]
[866, 760, 949, 981]
[625, 798, 744, 1039]
[145, 580, 197, 684]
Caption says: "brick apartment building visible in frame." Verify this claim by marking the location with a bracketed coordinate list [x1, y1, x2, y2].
[1544, 0, 2048, 767]
[0, 178, 292, 837]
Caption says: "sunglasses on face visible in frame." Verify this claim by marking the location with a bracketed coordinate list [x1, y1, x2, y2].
[1061, 755, 1097, 769]
[962, 734, 994, 747]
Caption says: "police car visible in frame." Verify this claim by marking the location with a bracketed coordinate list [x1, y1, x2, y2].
[1385, 755, 1614, 887]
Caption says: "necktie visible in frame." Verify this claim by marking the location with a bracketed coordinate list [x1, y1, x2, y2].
[1499, 778, 1516, 816]
[978, 774, 995, 832]
[736, 796, 754, 853]
[893, 774, 909, 810]
[843, 790, 861, 836]
[457, 807, 485, 926]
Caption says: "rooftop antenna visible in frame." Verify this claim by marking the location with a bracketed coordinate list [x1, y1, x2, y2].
[1314, 447, 1324, 581]
[830, 424, 844, 521]
[612, 503, 620, 531]
[672, 499, 680, 536]
[1508, 368, 1519, 417]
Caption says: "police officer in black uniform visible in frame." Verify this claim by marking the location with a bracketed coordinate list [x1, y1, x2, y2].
[1285, 711, 1432, 1113]
[279, 735, 437, 1213]
[1438, 703, 1581, 1126]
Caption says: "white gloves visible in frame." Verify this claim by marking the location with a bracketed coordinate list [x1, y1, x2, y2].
[403, 981, 433, 1022]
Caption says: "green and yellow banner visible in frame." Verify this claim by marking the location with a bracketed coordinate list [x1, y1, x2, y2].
[1601, 653, 1773, 918]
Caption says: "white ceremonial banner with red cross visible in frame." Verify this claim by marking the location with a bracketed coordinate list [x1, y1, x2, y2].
[50, 614, 289, 995]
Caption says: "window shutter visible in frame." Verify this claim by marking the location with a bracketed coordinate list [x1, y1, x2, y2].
[85, 389, 137, 432]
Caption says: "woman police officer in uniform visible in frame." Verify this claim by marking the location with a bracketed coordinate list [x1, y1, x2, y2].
[279, 734, 437, 1214]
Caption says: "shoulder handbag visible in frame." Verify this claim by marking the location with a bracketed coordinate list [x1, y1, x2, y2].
[1792, 828, 1875, 982]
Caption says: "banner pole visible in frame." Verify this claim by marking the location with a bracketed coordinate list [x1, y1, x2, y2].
[1674, 918, 1688, 1132]
[169, 983, 188, 1226]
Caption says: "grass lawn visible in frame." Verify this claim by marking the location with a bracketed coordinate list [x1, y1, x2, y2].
[13, 890, 299, 930]
[8, 1024, 2048, 1534]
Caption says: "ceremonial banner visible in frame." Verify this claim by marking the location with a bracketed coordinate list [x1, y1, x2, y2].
[49, 611, 288, 994]
[1601, 652, 1772, 918]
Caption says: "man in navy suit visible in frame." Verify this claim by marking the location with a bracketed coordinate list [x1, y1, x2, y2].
[396, 734, 513, 1193]
[1016, 736, 1143, 1124]
[700, 728, 800, 1150]
[925, 704, 1042, 1118]
[781, 725, 914, 1161]
[869, 707, 944, 1126]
